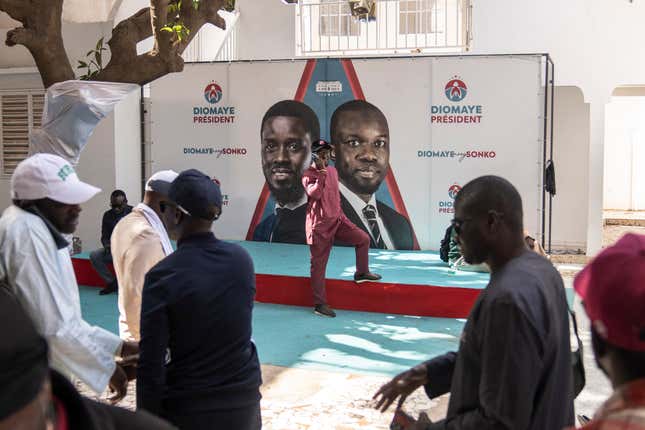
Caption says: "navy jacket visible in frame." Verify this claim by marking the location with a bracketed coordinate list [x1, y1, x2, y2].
[100, 206, 132, 248]
[137, 233, 262, 417]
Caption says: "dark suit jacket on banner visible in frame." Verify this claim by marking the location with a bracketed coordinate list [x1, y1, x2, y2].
[339, 194, 414, 250]
[252, 204, 307, 244]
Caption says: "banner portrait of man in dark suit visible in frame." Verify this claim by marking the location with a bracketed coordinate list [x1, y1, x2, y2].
[331, 100, 415, 250]
[253, 100, 319, 244]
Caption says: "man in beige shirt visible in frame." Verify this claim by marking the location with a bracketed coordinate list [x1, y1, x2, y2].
[111, 170, 178, 342]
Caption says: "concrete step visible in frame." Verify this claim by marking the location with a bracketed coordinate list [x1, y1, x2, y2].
[604, 218, 645, 227]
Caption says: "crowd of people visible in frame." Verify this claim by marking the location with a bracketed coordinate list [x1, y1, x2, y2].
[0, 151, 643, 429]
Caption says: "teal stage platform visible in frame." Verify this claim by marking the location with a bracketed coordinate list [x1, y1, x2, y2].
[79, 286, 465, 377]
[74, 241, 490, 318]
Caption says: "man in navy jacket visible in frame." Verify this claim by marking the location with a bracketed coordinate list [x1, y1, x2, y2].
[137, 169, 262, 430]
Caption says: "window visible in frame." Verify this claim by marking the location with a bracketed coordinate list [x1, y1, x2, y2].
[0, 92, 44, 175]
[399, 0, 435, 34]
[320, 0, 360, 37]
[297, 0, 470, 56]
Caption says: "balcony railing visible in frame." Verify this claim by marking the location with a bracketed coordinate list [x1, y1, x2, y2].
[182, 10, 239, 62]
[296, 0, 471, 56]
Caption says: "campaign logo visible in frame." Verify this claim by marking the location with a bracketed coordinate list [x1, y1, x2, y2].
[448, 183, 462, 199]
[193, 82, 236, 125]
[445, 77, 468, 102]
[439, 183, 461, 213]
[204, 82, 223, 104]
[431, 76, 483, 124]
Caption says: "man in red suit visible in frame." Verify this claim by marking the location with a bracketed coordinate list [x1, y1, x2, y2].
[302, 140, 381, 318]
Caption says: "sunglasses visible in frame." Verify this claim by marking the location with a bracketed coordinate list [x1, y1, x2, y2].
[159, 201, 190, 216]
[451, 211, 504, 235]
[451, 218, 468, 235]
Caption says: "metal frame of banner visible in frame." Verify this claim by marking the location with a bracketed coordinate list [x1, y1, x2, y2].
[162, 53, 554, 251]
[541, 54, 555, 253]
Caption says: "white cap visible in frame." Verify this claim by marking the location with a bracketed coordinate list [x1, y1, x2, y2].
[145, 170, 179, 196]
[11, 153, 101, 205]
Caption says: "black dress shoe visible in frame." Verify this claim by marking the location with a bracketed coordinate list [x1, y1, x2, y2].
[353, 272, 382, 283]
[314, 304, 337, 318]
[99, 282, 117, 295]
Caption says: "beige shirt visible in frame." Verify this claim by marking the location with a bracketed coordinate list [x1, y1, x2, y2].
[111, 208, 166, 342]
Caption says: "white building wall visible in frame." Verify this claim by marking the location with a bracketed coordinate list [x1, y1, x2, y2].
[604, 95, 645, 211]
[551, 86, 589, 251]
[75, 112, 116, 252]
[236, 0, 295, 60]
[114, 89, 142, 206]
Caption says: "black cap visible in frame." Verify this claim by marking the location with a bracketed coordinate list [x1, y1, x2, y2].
[312, 139, 332, 154]
[168, 169, 223, 220]
[0, 288, 49, 420]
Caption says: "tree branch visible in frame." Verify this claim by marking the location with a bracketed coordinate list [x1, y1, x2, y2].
[95, 0, 230, 86]
[105, 8, 152, 63]
[0, 0, 31, 22]
[1, 0, 74, 88]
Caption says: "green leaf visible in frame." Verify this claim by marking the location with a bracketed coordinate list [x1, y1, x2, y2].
[96, 37, 104, 51]
[161, 26, 173, 32]
[95, 50, 102, 68]
[77, 60, 88, 68]
[86, 50, 94, 57]
[168, 3, 177, 14]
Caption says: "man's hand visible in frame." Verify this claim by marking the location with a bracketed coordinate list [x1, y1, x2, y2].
[108, 363, 128, 404]
[373, 363, 429, 412]
[120, 341, 139, 361]
[121, 363, 138, 381]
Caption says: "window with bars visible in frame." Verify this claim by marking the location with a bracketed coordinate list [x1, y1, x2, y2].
[399, 0, 436, 35]
[0, 92, 44, 175]
[320, 0, 360, 36]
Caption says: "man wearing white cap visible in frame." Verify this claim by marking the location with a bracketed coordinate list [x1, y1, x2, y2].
[111, 170, 178, 342]
[0, 153, 138, 402]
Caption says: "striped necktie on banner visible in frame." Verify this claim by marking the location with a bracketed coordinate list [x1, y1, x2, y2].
[362, 204, 385, 248]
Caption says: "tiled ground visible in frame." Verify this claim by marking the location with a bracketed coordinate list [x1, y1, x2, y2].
[75, 269, 614, 430]
[78, 365, 448, 429]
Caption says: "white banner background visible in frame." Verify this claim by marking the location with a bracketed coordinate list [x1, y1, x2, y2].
[150, 56, 544, 250]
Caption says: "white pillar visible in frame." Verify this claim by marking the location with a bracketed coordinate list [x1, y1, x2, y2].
[585, 100, 606, 255]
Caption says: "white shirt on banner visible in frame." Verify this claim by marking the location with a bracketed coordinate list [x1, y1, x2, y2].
[274, 193, 308, 214]
[0, 205, 122, 394]
[338, 182, 394, 249]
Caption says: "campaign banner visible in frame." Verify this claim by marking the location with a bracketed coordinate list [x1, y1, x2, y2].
[149, 55, 544, 250]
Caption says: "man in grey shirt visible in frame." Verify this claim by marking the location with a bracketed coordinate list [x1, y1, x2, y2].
[373, 175, 574, 429]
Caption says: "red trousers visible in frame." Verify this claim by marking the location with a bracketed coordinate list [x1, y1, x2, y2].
[309, 217, 370, 305]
